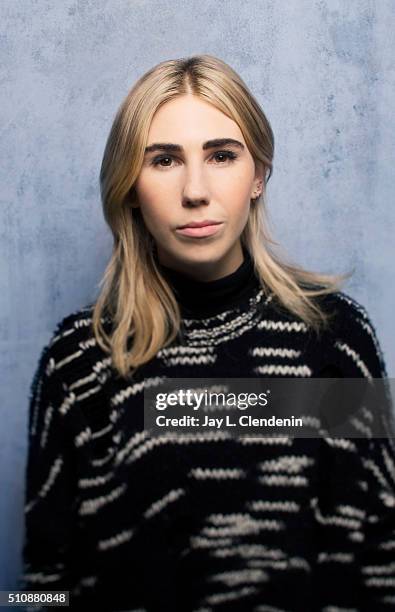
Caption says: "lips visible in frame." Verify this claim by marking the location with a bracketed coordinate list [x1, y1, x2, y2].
[177, 220, 222, 229]
[175, 222, 224, 238]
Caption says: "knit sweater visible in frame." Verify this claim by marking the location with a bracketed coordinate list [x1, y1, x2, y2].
[20, 251, 395, 612]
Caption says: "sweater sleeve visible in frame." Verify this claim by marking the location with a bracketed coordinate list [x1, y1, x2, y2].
[330, 294, 395, 610]
[18, 337, 79, 603]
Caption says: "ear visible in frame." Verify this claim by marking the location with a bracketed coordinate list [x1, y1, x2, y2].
[251, 161, 265, 199]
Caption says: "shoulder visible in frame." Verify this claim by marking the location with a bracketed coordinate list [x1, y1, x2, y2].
[47, 303, 95, 358]
[317, 290, 382, 347]
[36, 303, 111, 388]
[313, 290, 387, 378]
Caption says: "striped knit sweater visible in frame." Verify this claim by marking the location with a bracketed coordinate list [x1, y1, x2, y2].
[20, 252, 395, 612]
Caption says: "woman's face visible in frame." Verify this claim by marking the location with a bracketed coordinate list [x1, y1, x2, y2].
[134, 94, 264, 280]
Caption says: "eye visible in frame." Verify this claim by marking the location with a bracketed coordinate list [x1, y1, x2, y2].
[212, 151, 238, 163]
[150, 150, 238, 168]
[151, 155, 174, 168]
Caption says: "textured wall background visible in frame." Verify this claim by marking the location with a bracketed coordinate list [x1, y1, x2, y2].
[1, 0, 394, 595]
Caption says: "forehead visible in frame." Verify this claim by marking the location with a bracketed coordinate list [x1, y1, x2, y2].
[147, 95, 245, 143]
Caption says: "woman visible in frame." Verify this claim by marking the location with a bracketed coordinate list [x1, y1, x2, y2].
[21, 55, 395, 611]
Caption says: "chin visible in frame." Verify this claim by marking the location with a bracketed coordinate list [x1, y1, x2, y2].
[175, 243, 227, 263]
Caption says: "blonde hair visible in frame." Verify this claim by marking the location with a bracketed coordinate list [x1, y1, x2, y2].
[93, 54, 350, 380]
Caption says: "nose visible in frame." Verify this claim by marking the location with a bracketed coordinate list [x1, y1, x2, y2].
[182, 165, 210, 207]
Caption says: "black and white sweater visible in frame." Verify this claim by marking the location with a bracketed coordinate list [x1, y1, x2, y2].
[20, 251, 395, 611]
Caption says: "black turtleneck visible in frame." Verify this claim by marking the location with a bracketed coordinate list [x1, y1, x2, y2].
[23, 244, 391, 611]
[157, 246, 261, 319]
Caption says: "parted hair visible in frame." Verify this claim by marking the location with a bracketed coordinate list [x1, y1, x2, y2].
[92, 54, 350, 379]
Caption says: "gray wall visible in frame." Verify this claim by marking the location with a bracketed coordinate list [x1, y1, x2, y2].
[1, 0, 394, 593]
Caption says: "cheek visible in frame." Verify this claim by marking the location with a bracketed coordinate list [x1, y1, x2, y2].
[236, 202, 252, 231]
[218, 174, 254, 211]
[225, 191, 252, 225]
[140, 202, 168, 234]
[135, 178, 168, 226]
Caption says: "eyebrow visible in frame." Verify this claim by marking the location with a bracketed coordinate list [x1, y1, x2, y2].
[144, 138, 245, 155]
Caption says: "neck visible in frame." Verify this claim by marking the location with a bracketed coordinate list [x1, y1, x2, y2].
[157, 246, 261, 319]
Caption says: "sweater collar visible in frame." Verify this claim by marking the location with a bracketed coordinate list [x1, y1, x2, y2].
[157, 246, 261, 319]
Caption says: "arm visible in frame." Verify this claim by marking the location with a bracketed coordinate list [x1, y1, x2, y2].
[332, 295, 395, 610]
[360, 432, 395, 610]
[18, 339, 79, 603]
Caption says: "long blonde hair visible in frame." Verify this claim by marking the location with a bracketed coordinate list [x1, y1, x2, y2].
[93, 54, 350, 380]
